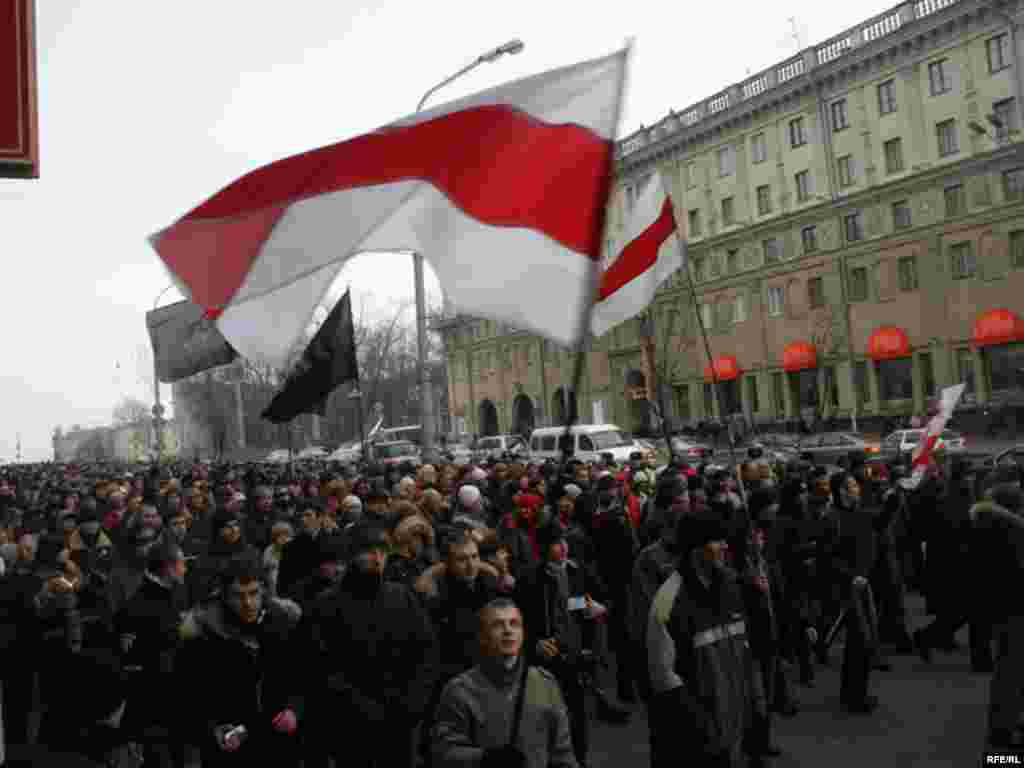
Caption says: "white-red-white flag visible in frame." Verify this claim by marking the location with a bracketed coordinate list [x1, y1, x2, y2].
[149, 48, 630, 370]
[902, 382, 966, 489]
[591, 172, 683, 338]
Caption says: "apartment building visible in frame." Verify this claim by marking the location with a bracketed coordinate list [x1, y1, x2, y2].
[438, 0, 1024, 438]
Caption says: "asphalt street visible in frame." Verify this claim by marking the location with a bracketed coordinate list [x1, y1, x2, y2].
[589, 595, 992, 768]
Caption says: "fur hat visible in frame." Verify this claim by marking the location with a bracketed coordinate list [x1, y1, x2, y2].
[676, 510, 728, 554]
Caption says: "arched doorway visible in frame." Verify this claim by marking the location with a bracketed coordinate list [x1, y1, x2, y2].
[512, 394, 535, 438]
[626, 368, 656, 435]
[478, 399, 499, 437]
[551, 387, 578, 425]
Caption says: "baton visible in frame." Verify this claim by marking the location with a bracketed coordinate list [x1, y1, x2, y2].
[824, 606, 848, 650]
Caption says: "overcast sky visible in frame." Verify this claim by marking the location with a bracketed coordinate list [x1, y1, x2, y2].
[0, 0, 897, 461]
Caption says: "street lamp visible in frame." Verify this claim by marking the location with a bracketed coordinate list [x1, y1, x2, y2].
[412, 39, 525, 465]
[151, 284, 175, 462]
[347, 387, 366, 463]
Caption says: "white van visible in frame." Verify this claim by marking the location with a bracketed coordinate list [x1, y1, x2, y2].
[529, 424, 638, 463]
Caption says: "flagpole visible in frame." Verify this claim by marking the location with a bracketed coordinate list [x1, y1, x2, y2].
[560, 39, 634, 467]
[678, 239, 745, 497]
[642, 309, 678, 465]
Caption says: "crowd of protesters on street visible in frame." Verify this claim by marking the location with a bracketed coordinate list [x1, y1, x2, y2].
[1, 437, 1023, 768]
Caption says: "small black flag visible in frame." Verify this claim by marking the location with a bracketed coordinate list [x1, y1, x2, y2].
[262, 291, 359, 423]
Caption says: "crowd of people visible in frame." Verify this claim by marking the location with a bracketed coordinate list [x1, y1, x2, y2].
[0, 442, 1022, 768]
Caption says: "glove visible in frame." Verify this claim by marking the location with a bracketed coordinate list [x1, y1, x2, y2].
[271, 709, 298, 735]
[480, 744, 527, 768]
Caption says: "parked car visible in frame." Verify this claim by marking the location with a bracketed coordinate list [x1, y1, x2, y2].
[443, 442, 474, 465]
[296, 446, 329, 461]
[796, 432, 871, 464]
[878, 429, 966, 460]
[264, 449, 290, 464]
[328, 442, 363, 463]
[529, 424, 636, 463]
[473, 434, 529, 461]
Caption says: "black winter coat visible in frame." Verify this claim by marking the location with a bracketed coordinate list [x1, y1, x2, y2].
[299, 569, 439, 728]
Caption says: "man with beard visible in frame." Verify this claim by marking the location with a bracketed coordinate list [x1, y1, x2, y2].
[299, 521, 439, 768]
[178, 552, 303, 768]
[646, 510, 767, 768]
[432, 599, 578, 768]
[115, 537, 190, 768]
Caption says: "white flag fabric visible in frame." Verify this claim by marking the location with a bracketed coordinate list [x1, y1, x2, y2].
[900, 383, 966, 490]
[150, 48, 630, 370]
[591, 172, 684, 338]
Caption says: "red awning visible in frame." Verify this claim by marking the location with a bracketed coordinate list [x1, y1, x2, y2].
[867, 326, 911, 361]
[783, 341, 817, 373]
[704, 356, 741, 381]
[973, 308, 1024, 347]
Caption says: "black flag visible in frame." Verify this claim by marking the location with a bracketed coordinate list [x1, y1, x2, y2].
[262, 290, 360, 423]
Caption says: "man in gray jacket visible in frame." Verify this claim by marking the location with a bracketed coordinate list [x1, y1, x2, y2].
[432, 598, 577, 768]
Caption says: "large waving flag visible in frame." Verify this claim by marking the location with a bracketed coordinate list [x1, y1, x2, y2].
[591, 171, 684, 338]
[150, 48, 629, 370]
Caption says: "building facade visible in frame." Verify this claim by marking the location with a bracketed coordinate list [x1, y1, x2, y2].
[439, 0, 1024, 438]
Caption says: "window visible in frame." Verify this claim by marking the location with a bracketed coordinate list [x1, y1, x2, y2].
[831, 99, 849, 131]
[763, 237, 782, 264]
[950, 241, 976, 279]
[772, 372, 786, 416]
[898, 255, 919, 291]
[988, 34, 1011, 73]
[700, 303, 713, 330]
[721, 197, 735, 226]
[693, 256, 707, 282]
[1003, 168, 1024, 201]
[807, 277, 825, 308]
[790, 117, 807, 148]
[957, 349, 976, 399]
[718, 146, 734, 177]
[793, 369, 819, 408]
[878, 358, 914, 401]
[937, 119, 959, 157]
[985, 342, 1024, 394]
[715, 301, 733, 329]
[767, 285, 784, 317]
[703, 383, 715, 417]
[893, 200, 912, 230]
[675, 385, 691, 422]
[884, 138, 904, 174]
[945, 184, 965, 217]
[854, 361, 871, 404]
[929, 59, 950, 96]
[709, 252, 722, 279]
[757, 185, 772, 215]
[689, 209, 702, 237]
[849, 266, 868, 301]
[751, 133, 767, 163]
[1011, 230, 1024, 269]
[920, 352, 936, 397]
[802, 225, 818, 253]
[795, 170, 811, 202]
[994, 98, 1016, 139]
[845, 211, 864, 242]
[734, 294, 748, 323]
[823, 366, 839, 408]
[878, 79, 897, 115]
[726, 249, 740, 274]
[747, 376, 760, 413]
[837, 155, 855, 188]
[686, 162, 697, 189]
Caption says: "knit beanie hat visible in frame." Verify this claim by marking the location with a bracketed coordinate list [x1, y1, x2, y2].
[458, 484, 482, 509]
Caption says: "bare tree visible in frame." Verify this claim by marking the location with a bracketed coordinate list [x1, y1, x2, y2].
[112, 396, 151, 426]
[808, 304, 845, 428]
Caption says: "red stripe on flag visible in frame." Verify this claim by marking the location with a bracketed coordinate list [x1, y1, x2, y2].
[156, 105, 613, 310]
[597, 198, 676, 301]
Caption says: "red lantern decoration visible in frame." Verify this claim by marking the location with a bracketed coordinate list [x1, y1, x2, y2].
[973, 309, 1024, 347]
[704, 356, 741, 381]
[782, 341, 818, 372]
[867, 326, 911, 361]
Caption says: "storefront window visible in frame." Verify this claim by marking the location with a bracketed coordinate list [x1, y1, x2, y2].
[720, 380, 742, 416]
[878, 358, 914, 401]
[703, 383, 714, 417]
[772, 372, 786, 416]
[675, 385, 692, 422]
[919, 352, 936, 397]
[789, 370, 819, 409]
[957, 349, 976, 401]
[854, 361, 871, 404]
[986, 343, 1024, 396]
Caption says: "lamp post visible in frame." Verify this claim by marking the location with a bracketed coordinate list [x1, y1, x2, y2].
[347, 387, 365, 464]
[412, 39, 525, 465]
[151, 284, 175, 462]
